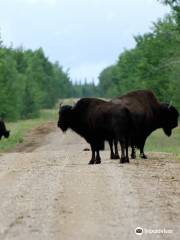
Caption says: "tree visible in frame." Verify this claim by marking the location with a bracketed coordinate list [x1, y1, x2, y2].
[0, 47, 22, 120]
[158, 0, 180, 30]
[98, 65, 120, 97]
[98, 12, 180, 110]
[0, 33, 74, 120]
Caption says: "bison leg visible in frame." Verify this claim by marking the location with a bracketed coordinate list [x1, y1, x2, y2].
[114, 139, 120, 159]
[109, 140, 115, 159]
[124, 138, 129, 163]
[89, 146, 95, 164]
[131, 145, 136, 159]
[140, 152, 148, 159]
[120, 142, 126, 164]
[109, 140, 119, 159]
[139, 140, 148, 159]
[95, 150, 101, 164]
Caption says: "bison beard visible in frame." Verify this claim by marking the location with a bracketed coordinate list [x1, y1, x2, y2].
[57, 98, 133, 164]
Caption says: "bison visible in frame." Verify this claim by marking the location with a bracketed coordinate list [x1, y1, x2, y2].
[57, 98, 133, 164]
[0, 120, 10, 140]
[111, 90, 179, 159]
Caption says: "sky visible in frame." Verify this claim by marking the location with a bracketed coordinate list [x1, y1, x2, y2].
[0, 0, 169, 83]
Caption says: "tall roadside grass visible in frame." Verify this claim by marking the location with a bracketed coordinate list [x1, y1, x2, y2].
[145, 126, 180, 159]
[0, 109, 58, 152]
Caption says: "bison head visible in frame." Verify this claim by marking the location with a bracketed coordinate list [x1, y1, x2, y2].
[161, 103, 179, 137]
[0, 120, 10, 139]
[4, 130, 10, 138]
[57, 105, 73, 132]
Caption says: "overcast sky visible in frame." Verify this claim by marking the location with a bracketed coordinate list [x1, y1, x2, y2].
[0, 0, 169, 83]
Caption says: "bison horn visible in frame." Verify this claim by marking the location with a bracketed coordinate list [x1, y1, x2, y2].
[168, 100, 172, 109]
[59, 102, 63, 108]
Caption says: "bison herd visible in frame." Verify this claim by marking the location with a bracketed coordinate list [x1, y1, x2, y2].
[0, 90, 179, 165]
[57, 90, 179, 164]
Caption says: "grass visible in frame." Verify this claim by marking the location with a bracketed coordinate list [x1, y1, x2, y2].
[0, 109, 57, 152]
[145, 126, 180, 159]
[0, 99, 76, 153]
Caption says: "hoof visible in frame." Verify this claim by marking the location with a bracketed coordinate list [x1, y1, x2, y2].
[114, 154, 120, 159]
[120, 157, 126, 164]
[95, 158, 101, 164]
[131, 154, 136, 159]
[111, 154, 120, 160]
[88, 160, 95, 164]
[125, 157, 129, 163]
[95, 161, 101, 164]
[140, 153, 148, 159]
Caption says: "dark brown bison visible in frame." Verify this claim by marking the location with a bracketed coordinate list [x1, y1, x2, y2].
[111, 90, 179, 159]
[57, 98, 133, 164]
[0, 120, 10, 140]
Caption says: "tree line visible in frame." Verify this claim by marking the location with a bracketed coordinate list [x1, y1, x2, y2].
[72, 80, 99, 98]
[0, 36, 101, 121]
[0, 38, 74, 120]
[98, 0, 180, 111]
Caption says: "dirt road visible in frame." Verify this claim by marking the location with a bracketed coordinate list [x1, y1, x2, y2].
[0, 122, 180, 240]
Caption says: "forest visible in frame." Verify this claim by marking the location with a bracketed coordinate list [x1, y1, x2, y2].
[98, 0, 180, 111]
[0, 42, 73, 120]
[0, 0, 180, 121]
[0, 36, 101, 121]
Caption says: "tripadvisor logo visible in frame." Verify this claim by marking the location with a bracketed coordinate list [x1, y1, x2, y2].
[135, 227, 143, 235]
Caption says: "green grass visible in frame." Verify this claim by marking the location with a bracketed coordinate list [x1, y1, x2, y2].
[145, 126, 180, 159]
[0, 109, 58, 152]
[0, 99, 76, 153]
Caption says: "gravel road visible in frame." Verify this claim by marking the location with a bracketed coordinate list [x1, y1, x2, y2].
[0, 122, 179, 240]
